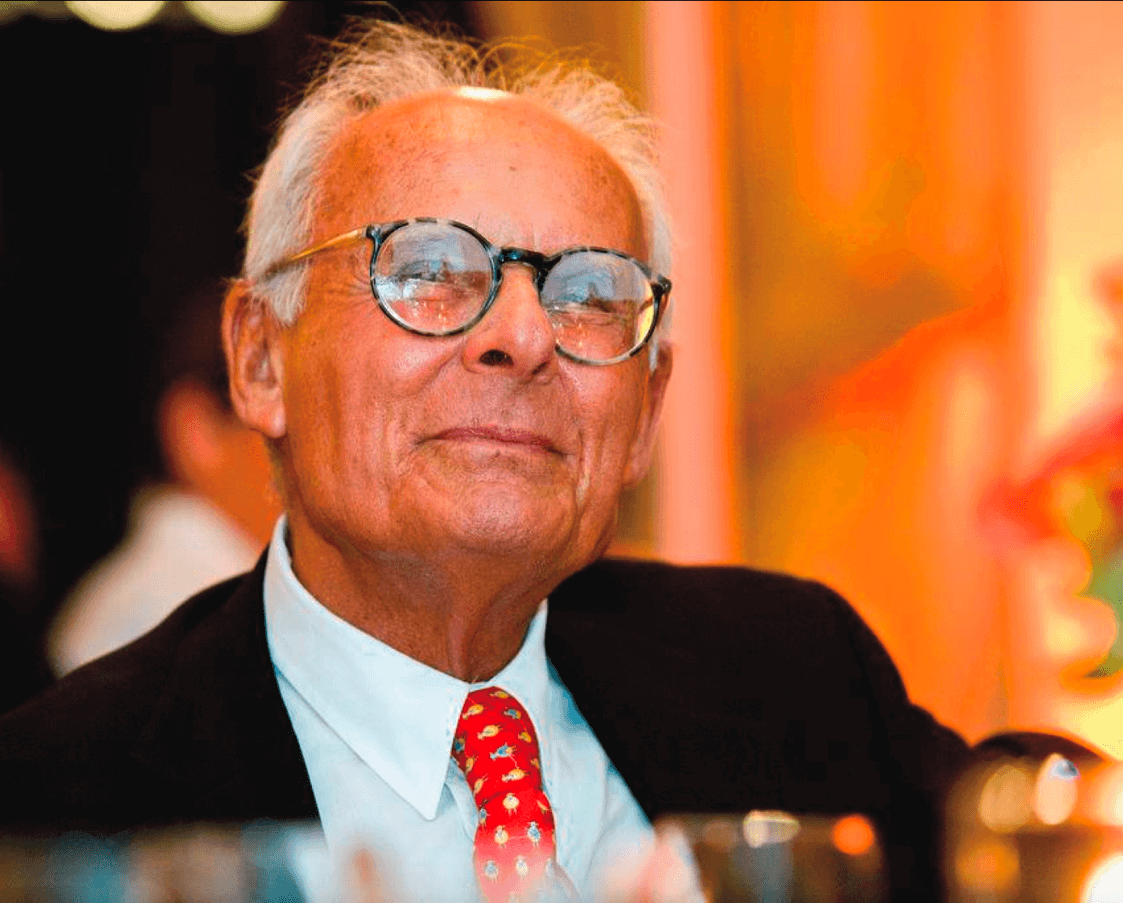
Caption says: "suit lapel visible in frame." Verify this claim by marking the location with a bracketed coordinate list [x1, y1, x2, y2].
[131, 559, 319, 824]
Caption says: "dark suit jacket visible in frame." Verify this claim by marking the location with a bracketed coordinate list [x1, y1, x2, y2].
[0, 557, 966, 901]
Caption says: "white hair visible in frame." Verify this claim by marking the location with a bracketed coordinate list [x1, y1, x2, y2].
[242, 20, 673, 359]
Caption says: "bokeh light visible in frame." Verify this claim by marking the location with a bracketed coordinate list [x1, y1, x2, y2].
[978, 763, 1034, 833]
[831, 815, 875, 857]
[184, 0, 283, 35]
[65, 0, 164, 30]
[1034, 753, 1080, 826]
[953, 838, 1020, 896]
[1082, 854, 1123, 903]
[742, 811, 800, 849]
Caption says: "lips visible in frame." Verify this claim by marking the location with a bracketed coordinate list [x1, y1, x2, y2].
[431, 426, 561, 454]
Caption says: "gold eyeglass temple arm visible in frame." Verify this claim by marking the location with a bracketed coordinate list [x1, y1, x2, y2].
[260, 227, 369, 279]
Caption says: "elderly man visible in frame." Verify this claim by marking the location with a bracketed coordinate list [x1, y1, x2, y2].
[0, 21, 964, 903]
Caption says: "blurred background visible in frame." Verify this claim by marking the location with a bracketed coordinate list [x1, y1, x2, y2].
[2, 0, 1123, 754]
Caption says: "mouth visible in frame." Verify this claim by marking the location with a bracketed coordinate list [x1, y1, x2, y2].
[430, 426, 562, 455]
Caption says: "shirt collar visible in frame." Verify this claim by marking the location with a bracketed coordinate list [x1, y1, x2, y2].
[263, 516, 551, 821]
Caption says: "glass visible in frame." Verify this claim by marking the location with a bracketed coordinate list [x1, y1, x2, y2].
[0, 823, 581, 903]
[628, 811, 887, 903]
[263, 218, 671, 366]
[0, 824, 329, 903]
[944, 743, 1123, 903]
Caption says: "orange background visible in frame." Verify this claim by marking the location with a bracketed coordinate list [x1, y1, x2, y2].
[478, 1, 1123, 755]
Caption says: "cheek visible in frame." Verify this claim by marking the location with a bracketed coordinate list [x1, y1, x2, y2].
[575, 368, 649, 475]
[285, 323, 458, 475]
[283, 317, 366, 464]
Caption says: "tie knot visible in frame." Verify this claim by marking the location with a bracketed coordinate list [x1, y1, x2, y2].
[452, 687, 543, 805]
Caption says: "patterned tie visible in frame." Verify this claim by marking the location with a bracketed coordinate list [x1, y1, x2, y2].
[451, 687, 558, 903]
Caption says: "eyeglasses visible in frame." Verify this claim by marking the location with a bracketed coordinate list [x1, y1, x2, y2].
[261, 218, 671, 366]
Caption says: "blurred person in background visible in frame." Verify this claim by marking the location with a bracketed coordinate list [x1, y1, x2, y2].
[47, 282, 280, 674]
[0, 19, 965, 903]
[0, 444, 51, 713]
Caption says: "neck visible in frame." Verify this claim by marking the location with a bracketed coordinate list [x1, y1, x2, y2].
[285, 515, 560, 682]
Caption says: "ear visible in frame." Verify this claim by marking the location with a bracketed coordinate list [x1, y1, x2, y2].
[222, 280, 287, 440]
[623, 343, 673, 487]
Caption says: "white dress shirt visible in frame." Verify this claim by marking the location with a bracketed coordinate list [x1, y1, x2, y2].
[263, 518, 653, 902]
[49, 487, 261, 675]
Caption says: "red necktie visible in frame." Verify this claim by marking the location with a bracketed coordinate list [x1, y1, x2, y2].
[451, 687, 558, 902]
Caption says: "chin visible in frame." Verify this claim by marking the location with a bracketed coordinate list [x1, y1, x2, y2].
[444, 496, 580, 559]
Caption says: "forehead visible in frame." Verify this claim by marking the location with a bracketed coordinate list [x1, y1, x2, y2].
[313, 90, 645, 257]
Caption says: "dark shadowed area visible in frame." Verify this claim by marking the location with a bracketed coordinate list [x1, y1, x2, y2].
[0, 1, 480, 680]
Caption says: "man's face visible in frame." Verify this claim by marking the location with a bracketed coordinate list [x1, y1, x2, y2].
[255, 90, 670, 589]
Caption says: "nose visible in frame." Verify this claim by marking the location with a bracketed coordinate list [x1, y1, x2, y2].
[461, 263, 558, 381]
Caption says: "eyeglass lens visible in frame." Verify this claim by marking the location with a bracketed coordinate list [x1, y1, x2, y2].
[372, 221, 657, 363]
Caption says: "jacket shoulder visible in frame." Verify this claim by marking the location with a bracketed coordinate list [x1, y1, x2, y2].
[0, 571, 251, 830]
[548, 557, 967, 902]
[553, 555, 846, 606]
[549, 556, 866, 654]
[548, 556, 949, 739]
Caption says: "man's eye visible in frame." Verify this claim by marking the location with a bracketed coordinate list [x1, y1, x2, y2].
[577, 293, 618, 313]
[547, 290, 623, 313]
[397, 261, 448, 281]
[406, 276, 473, 295]
[550, 298, 632, 328]
[395, 267, 486, 289]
